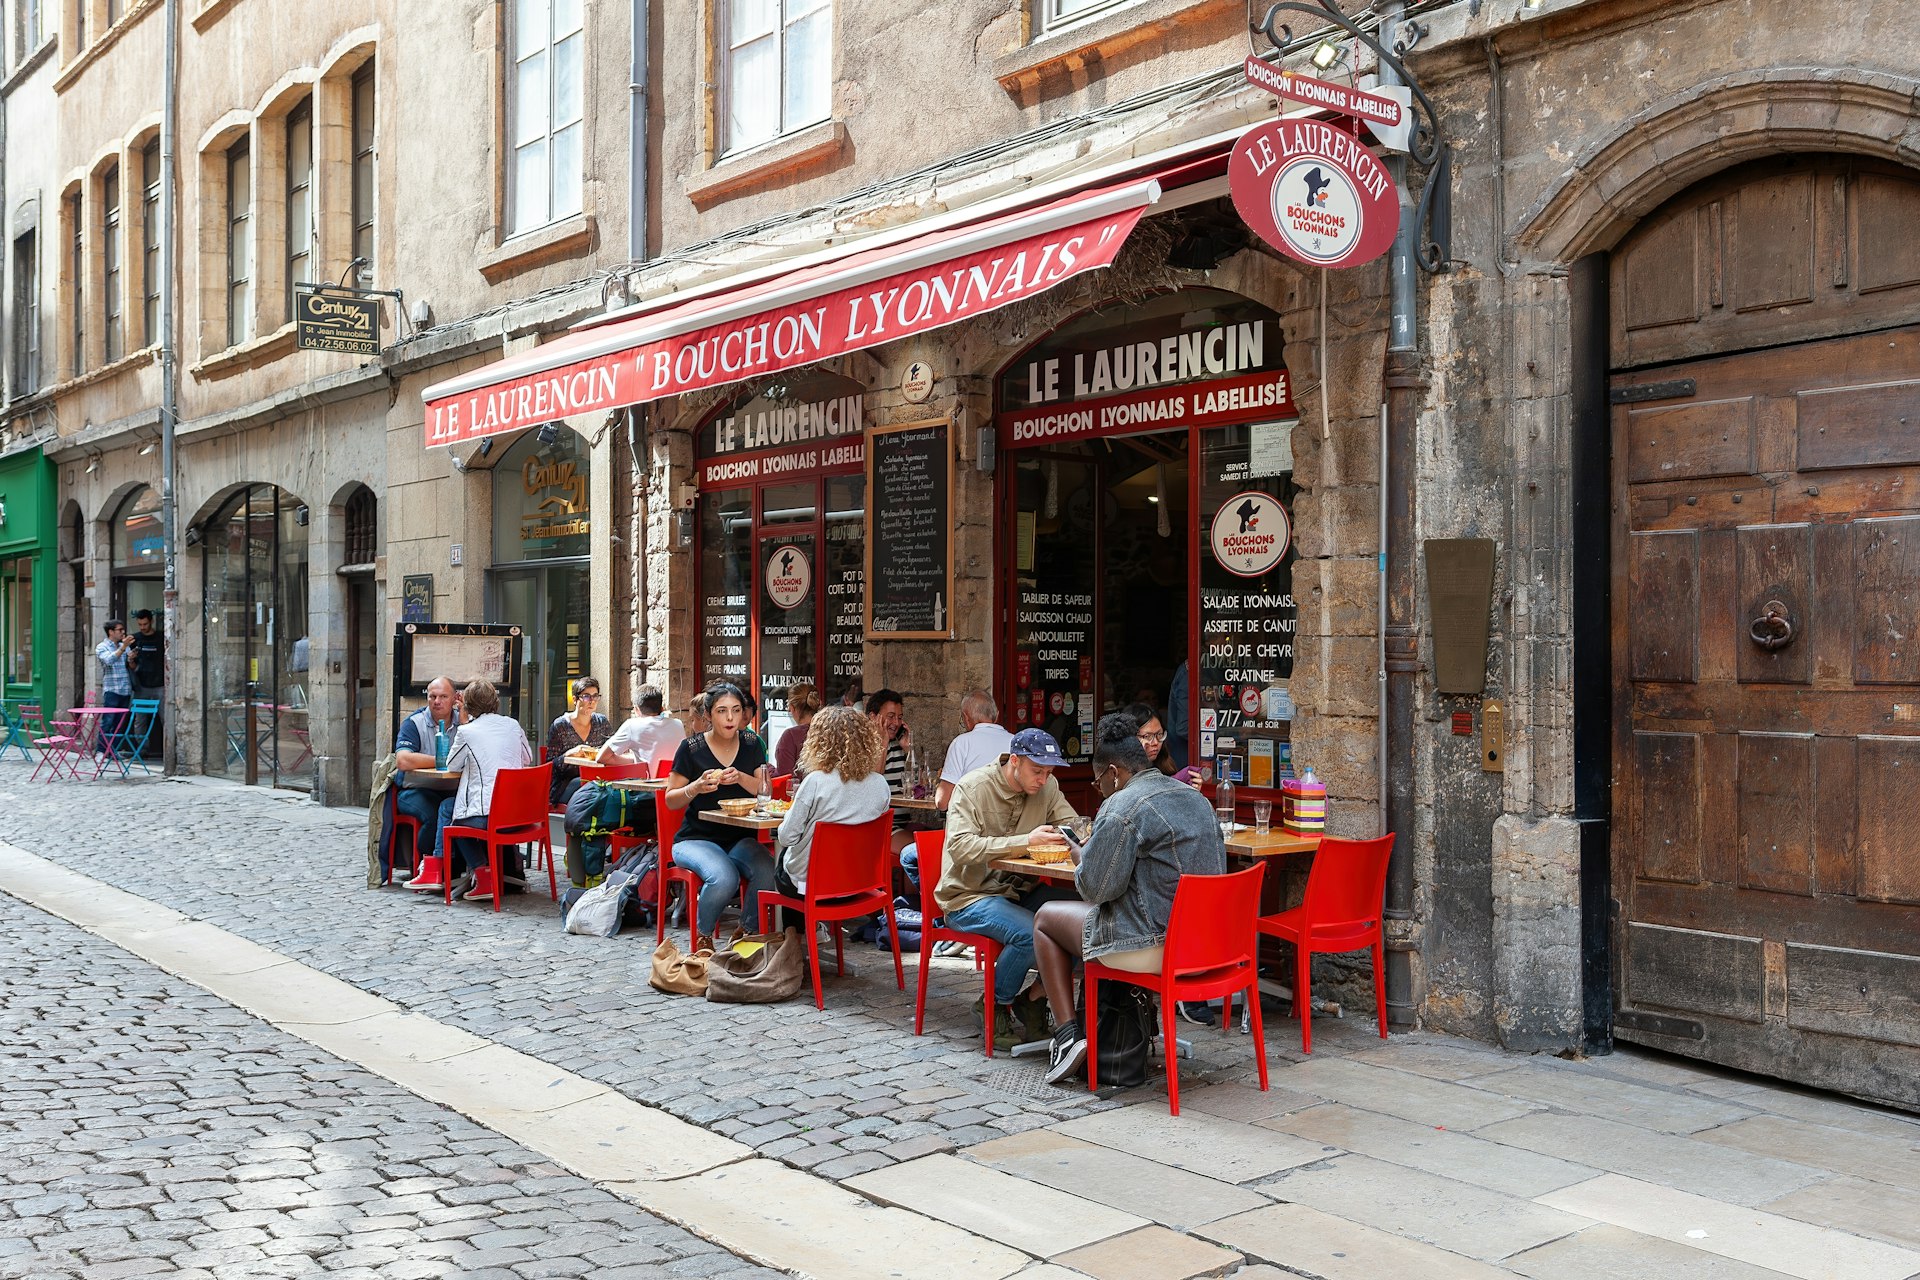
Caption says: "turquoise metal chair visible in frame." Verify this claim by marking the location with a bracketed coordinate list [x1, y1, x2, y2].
[109, 699, 162, 776]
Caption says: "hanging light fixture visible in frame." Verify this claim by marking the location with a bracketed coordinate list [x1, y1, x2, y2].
[1311, 37, 1343, 69]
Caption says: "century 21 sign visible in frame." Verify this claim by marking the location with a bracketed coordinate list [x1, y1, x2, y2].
[1229, 118, 1398, 271]
[295, 288, 381, 356]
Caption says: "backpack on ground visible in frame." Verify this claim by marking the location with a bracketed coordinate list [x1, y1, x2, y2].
[1077, 982, 1156, 1089]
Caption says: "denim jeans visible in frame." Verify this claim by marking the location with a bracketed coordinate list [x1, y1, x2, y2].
[672, 836, 777, 935]
[393, 787, 446, 865]
[946, 891, 1044, 1006]
[435, 800, 495, 876]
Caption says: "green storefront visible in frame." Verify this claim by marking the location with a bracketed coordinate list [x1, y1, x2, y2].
[0, 449, 57, 717]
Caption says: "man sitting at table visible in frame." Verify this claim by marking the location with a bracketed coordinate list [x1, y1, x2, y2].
[938, 728, 1080, 1048]
[601, 683, 685, 772]
[394, 676, 461, 890]
[1033, 713, 1226, 1084]
[935, 690, 1013, 810]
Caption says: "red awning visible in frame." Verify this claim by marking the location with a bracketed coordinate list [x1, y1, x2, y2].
[420, 151, 1229, 447]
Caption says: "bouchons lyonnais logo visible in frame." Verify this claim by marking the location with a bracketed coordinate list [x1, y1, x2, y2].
[1210, 491, 1291, 578]
[765, 545, 812, 609]
[1229, 118, 1397, 271]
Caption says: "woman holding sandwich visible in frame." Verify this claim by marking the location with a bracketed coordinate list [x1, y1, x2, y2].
[664, 682, 775, 950]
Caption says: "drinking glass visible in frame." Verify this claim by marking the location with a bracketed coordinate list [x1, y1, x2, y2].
[756, 773, 772, 815]
[1252, 799, 1273, 835]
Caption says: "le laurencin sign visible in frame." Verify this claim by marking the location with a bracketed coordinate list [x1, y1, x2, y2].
[1229, 118, 1398, 271]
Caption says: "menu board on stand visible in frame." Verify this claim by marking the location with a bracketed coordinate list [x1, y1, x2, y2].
[864, 419, 953, 639]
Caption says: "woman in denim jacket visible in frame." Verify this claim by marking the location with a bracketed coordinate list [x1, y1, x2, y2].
[1034, 712, 1226, 1084]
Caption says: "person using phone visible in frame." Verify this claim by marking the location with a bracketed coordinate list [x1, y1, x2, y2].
[1033, 713, 1227, 1085]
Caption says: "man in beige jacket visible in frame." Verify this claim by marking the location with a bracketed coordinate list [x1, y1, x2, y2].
[938, 729, 1080, 1045]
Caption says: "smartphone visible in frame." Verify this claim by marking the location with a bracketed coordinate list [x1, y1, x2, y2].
[1061, 824, 1086, 854]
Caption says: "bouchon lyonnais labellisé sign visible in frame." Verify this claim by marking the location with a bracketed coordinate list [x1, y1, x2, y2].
[1229, 117, 1398, 271]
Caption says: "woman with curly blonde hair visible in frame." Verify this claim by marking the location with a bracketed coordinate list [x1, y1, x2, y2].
[774, 705, 891, 895]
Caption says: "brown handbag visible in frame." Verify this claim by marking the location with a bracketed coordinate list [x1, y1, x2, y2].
[648, 938, 713, 996]
[706, 927, 806, 1004]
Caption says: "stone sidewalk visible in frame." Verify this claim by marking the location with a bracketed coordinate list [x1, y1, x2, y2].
[2, 765, 1918, 1279]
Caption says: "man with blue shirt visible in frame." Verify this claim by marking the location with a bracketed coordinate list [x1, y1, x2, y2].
[393, 676, 461, 889]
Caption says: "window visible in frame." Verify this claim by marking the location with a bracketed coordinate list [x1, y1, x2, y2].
[72, 0, 82, 48]
[105, 0, 120, 22]
[350, 63, 376, 274]
[1037, 0, 1131, 33]
[344, 485, 377, 565]
[12, 230, 38, 396]
[508, 0, 583, 235]
[284, 99, 312, 317]
[2, 557, 32, 687]
[66, 191, 82, 376]
[102, 164, 122, 362]
[16, 0, 42, 62]
[225, 138, 250, 348]
[724, 0, 830, 155]
[141, 139, 160, 347]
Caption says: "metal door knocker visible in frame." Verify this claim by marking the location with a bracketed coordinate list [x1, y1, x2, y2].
[1749, 600, 1796, 651]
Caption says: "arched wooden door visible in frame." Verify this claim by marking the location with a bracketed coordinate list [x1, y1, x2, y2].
[1609, 156, 1920, 1108]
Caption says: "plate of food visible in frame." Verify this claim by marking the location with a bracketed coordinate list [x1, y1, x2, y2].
[763, 799, 792, 815]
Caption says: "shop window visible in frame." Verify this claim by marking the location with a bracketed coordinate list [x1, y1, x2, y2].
[2, 557, 32, 686]
[284, 98, 313, 321]
[343, 485, 377, 566]
[507, 0, 584, 236]
[140, 139, 159, 347]
[350, 62, 376, 273]
[101, 163, 122, 362]
[12, 229, 37, 396]
[225, 138, 251, 349]
[110, 485, 162, 573]
[1036, 0, 1132, 34]
[200, 485, 311, 790]
[693, 370, 866, 737]
[722, 0, 831, 155]
[491, 426, 589, 565]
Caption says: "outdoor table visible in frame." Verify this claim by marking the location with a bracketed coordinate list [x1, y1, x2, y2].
[890, 795, 939, 813]
[66, 707, 131, 780]
[989, 853, 1078, 884]
[407, 767, 462, 783]
[603, 777, 668, 792]
[1224, 829, 1321, 858]
[708, 810, 784, 831]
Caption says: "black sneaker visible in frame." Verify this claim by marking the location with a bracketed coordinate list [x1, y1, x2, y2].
[1045, 1020, 1088, 1085]
[1176, 1001, 1218, 1027]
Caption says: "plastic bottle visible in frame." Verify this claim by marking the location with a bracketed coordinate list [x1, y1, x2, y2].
[433, 719, 450, 769]
[1215, 770, 1236, 835]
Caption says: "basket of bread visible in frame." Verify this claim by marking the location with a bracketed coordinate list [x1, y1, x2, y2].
[1026, 832, 1073, 864]
[717, 797, 759, 816]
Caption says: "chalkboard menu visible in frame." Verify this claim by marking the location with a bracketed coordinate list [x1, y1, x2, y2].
[865, 419, 953, 639]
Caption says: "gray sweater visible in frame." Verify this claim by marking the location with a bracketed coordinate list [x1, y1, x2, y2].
[776, 769, 892, 891]
[1076, 770, 1227, 959]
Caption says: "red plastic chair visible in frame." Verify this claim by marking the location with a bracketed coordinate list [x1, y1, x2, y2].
[1086, 864, 1269, 1115]
[909, 830, 1005, 1056]
[653, 789, 747, 945]
[1257, 833, 1396, 1054]
[654, 757, 674, 778]
[439, 763, 558, 912]
[770, 773, 792, 801]
[386, 787, 422, 882]
[758, 814, 903, 1009]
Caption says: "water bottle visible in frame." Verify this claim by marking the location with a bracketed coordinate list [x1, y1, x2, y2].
[1215, 771, 1236, 835]
[433, 719, 450, 769]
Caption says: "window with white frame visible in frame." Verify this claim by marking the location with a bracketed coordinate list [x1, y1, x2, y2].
[15, 0, 42, 63]
[141, 139, 159, 347]
[12, 230, 38, 396]
[226, 138, 250, 349]
[351, 63, 376, 273]
[65, 191, 81, 376]
[508, 0, 583, 236]
[102, 163, 122, 362]
[1036, 0, 1133, 35]
[723, 0, 830, 156]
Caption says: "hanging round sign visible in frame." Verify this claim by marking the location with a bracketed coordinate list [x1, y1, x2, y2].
[1229, 117, 1398, 270]
[764, 544, 813, 609]
[1210, 490, 1291, 577]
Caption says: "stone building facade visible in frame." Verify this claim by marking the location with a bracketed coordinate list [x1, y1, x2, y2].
[2, 0, 1915, 1097]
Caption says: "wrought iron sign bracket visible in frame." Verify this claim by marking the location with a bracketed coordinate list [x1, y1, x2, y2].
[1253, 0, 1452, 273]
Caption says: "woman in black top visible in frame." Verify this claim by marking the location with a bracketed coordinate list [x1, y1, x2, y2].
[547, 676, 613, 804]
[664, 683, 775, 948]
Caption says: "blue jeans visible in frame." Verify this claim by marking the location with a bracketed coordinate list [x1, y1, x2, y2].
[393, 787, 446, 865]
[435, 799, 495, 876]
[672, 836, 777, 935]
[946, 891, 1043, 1006]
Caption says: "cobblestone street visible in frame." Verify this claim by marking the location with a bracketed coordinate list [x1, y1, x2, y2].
[3, 766, 1919, 1280]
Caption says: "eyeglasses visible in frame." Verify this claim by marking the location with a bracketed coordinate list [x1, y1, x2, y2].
[575, 692, 600, 702]
[1139, 732, 1166, 746]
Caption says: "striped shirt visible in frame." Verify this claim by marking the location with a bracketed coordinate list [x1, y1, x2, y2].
[95, 638, 132, 697]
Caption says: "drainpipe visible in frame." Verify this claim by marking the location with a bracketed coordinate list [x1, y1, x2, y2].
[626, 0, 650, 678]
[1377, 0, 1424, 1028]
[159, 0, 180, 775]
